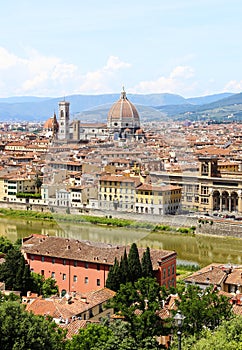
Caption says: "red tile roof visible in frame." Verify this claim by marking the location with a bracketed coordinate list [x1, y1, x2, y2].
[22, 235, 176, 269]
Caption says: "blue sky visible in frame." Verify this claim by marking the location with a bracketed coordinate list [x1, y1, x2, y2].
[0, 0, 242, 97]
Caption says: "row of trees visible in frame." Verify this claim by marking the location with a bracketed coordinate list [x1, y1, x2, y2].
[106, 243, 153, 291]
[0, 237, 58, 297]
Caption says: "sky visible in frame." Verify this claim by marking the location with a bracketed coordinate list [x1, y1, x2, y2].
[0, 0, 242, 98]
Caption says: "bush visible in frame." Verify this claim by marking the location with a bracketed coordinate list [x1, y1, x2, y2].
[16, 192, 41, 199]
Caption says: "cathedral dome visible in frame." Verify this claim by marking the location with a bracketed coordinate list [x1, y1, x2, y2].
[107, 88, 140, 131]
[43, 114, 59, 133]
[43, 117, 54, 130]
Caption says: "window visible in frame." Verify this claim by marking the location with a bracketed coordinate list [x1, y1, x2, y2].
[63, 273, 66, 280]
[63, 259, 66, 265]
[85, 277, 88, 284]
[201, 186, 209, 195]
[97, 264, 100, 271]
[97, 279, 100, 286]
[31, 255, 34, 261]
[163, 268, 166, 279]
[41, 256, 44, 262]
[73, 275, 77, 282]
[52, 258, 55, 264]
[201, 197, 209, 204]
[74, 260, 77, 267]
[41, 270, 44, 275]
[85, 262, 89, 269]
[51, 272, 55, 279]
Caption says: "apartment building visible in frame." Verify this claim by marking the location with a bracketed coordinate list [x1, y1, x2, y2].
[98, 173, 181, 215]
[22, 235, 177, 295]
[135, 183, 181, 215]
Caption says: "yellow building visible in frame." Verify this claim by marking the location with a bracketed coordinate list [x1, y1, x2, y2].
[98, 174, 141, 212]
[135, 183, 181, 215]
[98, 173, 181, 215]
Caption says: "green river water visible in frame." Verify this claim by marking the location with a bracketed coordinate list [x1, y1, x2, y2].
[1, 216, 242, 267]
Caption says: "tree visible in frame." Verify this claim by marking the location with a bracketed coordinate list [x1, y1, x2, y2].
[105, 257, 121, 292]
[108, 277, 165, 343]
[35, 172, 43, 194]
[32, 273, 58, 297]
[119, 248, 129, 285]
[128, 243, 142, 284]
[98, 319, 161, 350]
[175, 284, 232, 336]
[42, 277, 59, 297]
[0, 290, 20, 303]
[0, 248, 33, 294]
[0, 236, 14, 254]
[32, 272, 45, 295]
[65, 322, 112, 350]
[169, 316, 242, 350]
[0, 301, 66, 350]
[190, 316, 242, 350]
[141, 247, 153, 278]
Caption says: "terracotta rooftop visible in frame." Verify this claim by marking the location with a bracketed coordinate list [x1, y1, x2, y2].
[224, 268, 242, 285]
[22, 235, 176, 269]
[184, 266, 228, 286]
[25, 288, 115, 320]
[136, 183, 181, 192]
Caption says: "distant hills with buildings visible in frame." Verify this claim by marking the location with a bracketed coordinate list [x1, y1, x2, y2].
[0, 91, 242, 123]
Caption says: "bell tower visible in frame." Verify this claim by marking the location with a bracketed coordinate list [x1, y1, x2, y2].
[58, 100, 70, 141]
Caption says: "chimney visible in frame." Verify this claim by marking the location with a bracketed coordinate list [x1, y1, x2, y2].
[80, 296, 88, 303]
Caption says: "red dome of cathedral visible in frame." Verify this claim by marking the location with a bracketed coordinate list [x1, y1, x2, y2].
[43, 113, 59, 134]
[107, 88, 140, 132]
[43, 117, 54, 130]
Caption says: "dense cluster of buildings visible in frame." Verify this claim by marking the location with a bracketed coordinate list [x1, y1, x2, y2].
[1, 89, 242, 344]
[0, 88, 242, 217]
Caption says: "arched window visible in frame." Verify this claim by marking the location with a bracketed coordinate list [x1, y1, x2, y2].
[61, 289, 67, 297]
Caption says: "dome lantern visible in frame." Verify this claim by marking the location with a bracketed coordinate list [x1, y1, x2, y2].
[107, 87, 140, 134]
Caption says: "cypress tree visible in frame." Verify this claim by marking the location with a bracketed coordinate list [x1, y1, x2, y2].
[105, 257, 121, 291]
[119, 248, 129, 285]
[141, 247, 153, 278]
[0, 248, 33, 294]
[128, 243, 142, 284]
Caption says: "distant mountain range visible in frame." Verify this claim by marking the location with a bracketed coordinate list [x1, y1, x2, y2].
[0, 91, 241, 122]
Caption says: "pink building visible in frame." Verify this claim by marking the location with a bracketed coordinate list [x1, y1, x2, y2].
[22, 235, 176, 296]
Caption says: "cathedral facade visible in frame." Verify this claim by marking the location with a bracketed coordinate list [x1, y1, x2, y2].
[44, 88, 144, 142]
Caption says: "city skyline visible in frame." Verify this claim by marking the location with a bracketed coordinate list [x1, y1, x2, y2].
[1, 0, 242, 98]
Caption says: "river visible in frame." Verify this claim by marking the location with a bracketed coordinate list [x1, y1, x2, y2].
[1, 216, 242, 267]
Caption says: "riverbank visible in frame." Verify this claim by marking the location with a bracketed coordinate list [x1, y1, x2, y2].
[1, 207, 242, 239]
[0, 208, 196, 235]
[1, 213, 242, 267]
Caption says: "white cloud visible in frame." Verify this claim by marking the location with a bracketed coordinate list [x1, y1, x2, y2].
[223, 80, 242, 93]
[0, 48, 131, 97]
[0, 47, 78, 97]
[77, 56, 131, 94]
[0, 47, 23, 69]
[131, 66, 196, 95]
